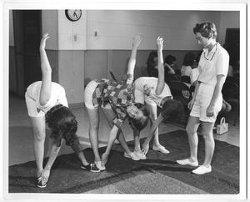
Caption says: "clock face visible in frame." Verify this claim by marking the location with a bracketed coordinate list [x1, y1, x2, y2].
[65, 9, 82, 21]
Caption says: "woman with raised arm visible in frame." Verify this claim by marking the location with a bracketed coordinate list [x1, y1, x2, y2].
[84, 34, 150, 170]
[131, 37, 168, 157]
[133, 37, 184, 157]
[134, 37, 183, 156]
[25, 34, 98, 188]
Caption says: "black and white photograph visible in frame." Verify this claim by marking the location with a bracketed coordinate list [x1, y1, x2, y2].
[1, 0, 248, 201]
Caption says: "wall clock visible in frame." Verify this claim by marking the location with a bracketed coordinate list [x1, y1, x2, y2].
[65, 9, 82, 22]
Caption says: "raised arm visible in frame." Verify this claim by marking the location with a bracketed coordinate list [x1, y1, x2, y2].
[126, 34, 143, 84]
[39, 33, 52, 106]
[155, 37, 165, 95]
[165, 64, 175, 75]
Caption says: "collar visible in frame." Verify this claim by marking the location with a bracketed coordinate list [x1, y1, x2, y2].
[203, 43, 219, 61]
[204, 42, 219, 53]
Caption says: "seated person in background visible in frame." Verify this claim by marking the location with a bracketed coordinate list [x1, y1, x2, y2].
[164, 55, 179, 83]
[146, 51, 158, 78]
[189, 52, 202, 92]
[181, 52, 196, 83]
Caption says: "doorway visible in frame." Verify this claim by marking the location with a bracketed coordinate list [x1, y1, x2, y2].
[11, 10, 42, 96]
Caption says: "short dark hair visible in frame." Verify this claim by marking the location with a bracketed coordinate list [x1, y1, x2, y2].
[46, 104, 78, 147]
[164, 55, 176, 65]
[195, 51, 202, 64]
[193, 22, 217, 39]
[147, 51, 158, 66]
[160, 99, 184, 122]
[128, 103, 150, 131]
[183, 52, 196, 66]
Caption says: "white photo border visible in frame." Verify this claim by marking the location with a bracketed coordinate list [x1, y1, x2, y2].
[1, 0, 248, 201]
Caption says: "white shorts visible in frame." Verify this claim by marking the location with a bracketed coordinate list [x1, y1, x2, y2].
[25, 82, 68, 118]
[25, 92, 45, 117]
[190, 83, 222, 123]
[84, 80, 111, 110]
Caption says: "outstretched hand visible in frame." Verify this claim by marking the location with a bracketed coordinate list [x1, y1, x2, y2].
[40, 33, 50, 50]
[156, 36, 164, 50]
[38, 168, 50, 186]
[142, 142, 149, 155]
[132, 34, 143, 49]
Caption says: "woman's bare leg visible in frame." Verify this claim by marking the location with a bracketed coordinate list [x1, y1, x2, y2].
[30, 116, 46, 177]
[191, 121, 214, 175]
[176, 116, 200, 166]
[200, 121, 215, 166]
[102, 107, 133, 156]
[86, 108, 101, 162]
[186, 116, 200, 161]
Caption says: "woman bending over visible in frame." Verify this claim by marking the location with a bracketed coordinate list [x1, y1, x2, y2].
[133, 37, 184, 156]
[25, 34, 97, 188]
[84, 34, 149, 170]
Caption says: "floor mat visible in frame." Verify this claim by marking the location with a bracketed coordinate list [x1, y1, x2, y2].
[138, 130, 239, 194]
[9, 130, 239, 194]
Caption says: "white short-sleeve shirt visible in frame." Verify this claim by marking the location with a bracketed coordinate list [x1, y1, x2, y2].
[190, 68, 199, 84]
[198, 43, 229, 86]
[134, 77, 172, 108]
[190, 43, 229, 122]
[181, 65, 192, 77]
